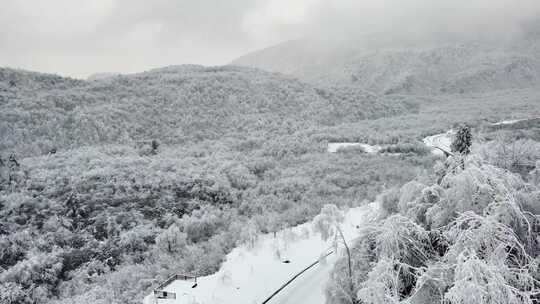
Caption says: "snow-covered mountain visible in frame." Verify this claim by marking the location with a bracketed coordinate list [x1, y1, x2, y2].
[231, 30, 540, 95]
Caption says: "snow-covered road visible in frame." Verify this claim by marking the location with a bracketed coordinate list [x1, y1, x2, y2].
[144, 204, 378, 304]
[423, 130, 453, 156]
[266, 253, 338, 304]
[422, 116, 540, 156]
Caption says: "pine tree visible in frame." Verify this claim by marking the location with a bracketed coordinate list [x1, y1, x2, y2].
[451, 125, 472, 155]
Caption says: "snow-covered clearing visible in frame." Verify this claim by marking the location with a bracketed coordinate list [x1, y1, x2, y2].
[327, 143, 382, 154]
[144, 203, 379, 304]
[491, 116, 540, 126]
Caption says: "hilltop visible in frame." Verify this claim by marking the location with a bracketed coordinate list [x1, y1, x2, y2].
[0, 65, 414, 156]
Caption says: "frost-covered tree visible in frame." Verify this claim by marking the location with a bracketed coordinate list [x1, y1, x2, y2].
[156, 224, 188, 254]
[313, 204, 356, 302]
[480, 138, 540, 177]
[231, 219, 259, 249]
[330, 145, 540, 304]
[0, 282, 30, 304]
[530, 161, 540, 185]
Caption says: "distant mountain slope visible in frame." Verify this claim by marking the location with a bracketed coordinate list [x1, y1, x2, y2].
[87, 72, 122, 81]
[0, 65, 414, 156]
[231, 35, 540, 95]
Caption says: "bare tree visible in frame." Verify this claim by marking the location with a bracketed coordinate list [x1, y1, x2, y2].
[313, 204, 355, 303]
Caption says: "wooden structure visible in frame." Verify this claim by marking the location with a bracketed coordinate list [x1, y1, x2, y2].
[151, 273, 197, 304]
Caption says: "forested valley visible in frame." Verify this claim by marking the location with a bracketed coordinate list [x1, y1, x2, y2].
[0, 66, 423, 303]
[1, 45, 540, 304]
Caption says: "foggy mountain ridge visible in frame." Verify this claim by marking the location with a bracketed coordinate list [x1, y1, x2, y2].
[231, 31, 540, 95]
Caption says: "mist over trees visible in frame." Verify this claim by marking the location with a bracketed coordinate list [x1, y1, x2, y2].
[232, 23, 540, 96]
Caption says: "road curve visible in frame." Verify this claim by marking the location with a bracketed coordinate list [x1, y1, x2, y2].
[423, 131, 453, 155]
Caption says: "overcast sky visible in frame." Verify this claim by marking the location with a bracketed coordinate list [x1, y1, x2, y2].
[1, 0, 539, 78]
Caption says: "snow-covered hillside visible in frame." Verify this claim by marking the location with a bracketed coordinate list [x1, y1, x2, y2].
[0, 66, 413, 157]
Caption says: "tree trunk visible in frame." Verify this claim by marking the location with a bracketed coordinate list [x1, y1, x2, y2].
[337, 226, 355, 302]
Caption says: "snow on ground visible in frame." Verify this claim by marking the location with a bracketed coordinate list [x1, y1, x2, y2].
[491, 117, 540, 126]
[327, 143, 382, 154]
[267, 253, 338, 304]
[146, 118, 540, 304]
[492, 119, 526, 126]
[144, 203, 379, 304]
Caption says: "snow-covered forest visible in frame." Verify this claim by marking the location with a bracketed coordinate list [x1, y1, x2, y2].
[0, 66, 425, 304]
[2, 1, 540, 304]
[328, 126, 540, 303]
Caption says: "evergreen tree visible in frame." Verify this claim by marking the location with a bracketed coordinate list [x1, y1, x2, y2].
[451, 125, 472, 155]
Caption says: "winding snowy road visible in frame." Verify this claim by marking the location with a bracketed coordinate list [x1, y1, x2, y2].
[423, 130, 453, 155]
[422, 116, 539, 156]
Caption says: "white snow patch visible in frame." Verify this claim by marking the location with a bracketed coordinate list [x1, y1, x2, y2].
[491, 117, 540, 126]
[327, 143, 381, 154]
[145, 203, 379, 304]
[492, 119, 524, 126]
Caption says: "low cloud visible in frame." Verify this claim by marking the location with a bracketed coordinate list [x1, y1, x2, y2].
[0, 0, 539, 77]
[303, 0, 540, 42]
